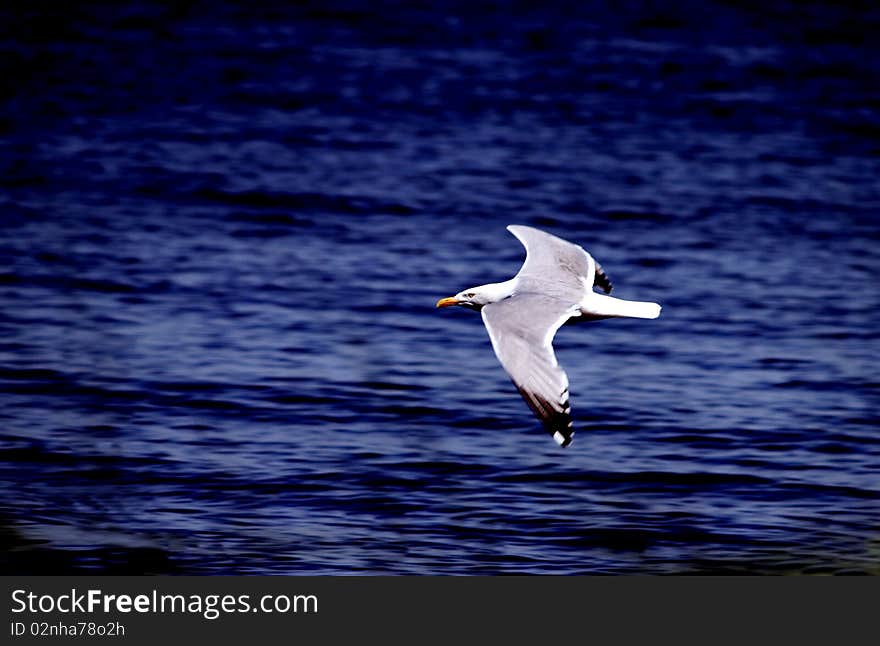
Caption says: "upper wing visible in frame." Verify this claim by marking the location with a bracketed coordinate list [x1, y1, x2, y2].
[481, 294, 579, 447]
[507, 224, 612, 297]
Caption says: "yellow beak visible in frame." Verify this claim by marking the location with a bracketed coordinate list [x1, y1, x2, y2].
[435, 297, 460, 308]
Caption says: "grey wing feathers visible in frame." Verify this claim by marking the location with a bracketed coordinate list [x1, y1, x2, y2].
[481, 295, 577, 447]
[507, 224, 608, 297]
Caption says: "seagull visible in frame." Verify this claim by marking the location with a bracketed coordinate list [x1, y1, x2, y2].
[436, 225, 661, 447]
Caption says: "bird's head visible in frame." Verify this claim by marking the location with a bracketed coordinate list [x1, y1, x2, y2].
[436, 282, 511, 310]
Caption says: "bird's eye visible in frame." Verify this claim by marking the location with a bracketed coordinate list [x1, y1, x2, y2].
[465, 292, 474, 298]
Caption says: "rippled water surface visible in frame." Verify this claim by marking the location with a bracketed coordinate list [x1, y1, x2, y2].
[1, 2, 878, 574]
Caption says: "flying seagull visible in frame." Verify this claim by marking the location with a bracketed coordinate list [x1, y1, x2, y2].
[436, 225, 661, 447]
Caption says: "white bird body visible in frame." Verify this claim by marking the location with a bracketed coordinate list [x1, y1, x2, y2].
[437, 225, 661, 447]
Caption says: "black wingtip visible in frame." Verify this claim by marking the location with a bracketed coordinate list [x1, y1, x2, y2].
[594, 261, 613, 294]
[595, 272, 613, 294]
[553, 430, 574, 447]
[512, 380, 575, 448]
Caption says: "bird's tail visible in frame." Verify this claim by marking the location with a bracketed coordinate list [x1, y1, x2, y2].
[581, 293, 661, 320]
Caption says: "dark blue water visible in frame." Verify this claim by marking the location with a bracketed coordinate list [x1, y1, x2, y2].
[1, 2, 878, 574]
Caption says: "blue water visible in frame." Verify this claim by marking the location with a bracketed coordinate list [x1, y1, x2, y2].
[1, 2, 878, 574]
